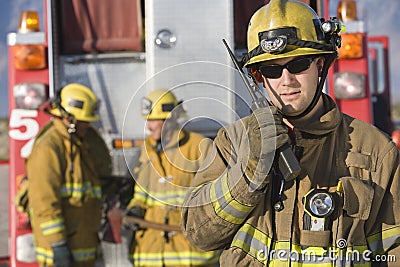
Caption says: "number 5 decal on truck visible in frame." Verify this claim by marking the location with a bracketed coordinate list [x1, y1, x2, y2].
[9, 109, 39, 158]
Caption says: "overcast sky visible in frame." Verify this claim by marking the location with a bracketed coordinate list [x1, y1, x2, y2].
[1, 0, 399, 118]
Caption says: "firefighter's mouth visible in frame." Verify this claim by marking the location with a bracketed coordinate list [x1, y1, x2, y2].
[280, 91, 301, 98]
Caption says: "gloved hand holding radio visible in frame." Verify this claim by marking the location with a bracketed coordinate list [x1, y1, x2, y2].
[52, 242, 73, 267]
[242, 105, 289, 188]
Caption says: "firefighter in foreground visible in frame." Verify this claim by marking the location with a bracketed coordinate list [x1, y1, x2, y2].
[182, 0, 400, 266]
[125, 89, 219, 266]
[27, 83, 112, 267]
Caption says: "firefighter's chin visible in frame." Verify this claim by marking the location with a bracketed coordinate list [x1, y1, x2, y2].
[146, 128, 162, 140]
[278, 96, 316, 118]
[280, 104, 302, 117]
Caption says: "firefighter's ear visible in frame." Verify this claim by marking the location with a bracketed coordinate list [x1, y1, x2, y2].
[249, 68, 264, 83]
[316, 57, 325, 77]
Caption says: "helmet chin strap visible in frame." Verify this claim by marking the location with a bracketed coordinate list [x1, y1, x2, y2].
[283, 54, 336, 120]
[54, 98, 77, 174]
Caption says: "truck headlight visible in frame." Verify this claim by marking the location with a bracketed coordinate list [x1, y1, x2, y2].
[14, 83, 47, 109]
[334, 72, 366, 99]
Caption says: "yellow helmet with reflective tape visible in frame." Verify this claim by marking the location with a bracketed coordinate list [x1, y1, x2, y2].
[244, 0, 340, 67]
[141, 89, 184, 120]
[50, 83, 99, 122]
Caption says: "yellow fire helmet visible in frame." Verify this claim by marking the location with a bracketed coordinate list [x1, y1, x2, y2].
[50, 83, 100, 122]
[242, 0, 342, 120]
[141, 89, 185, 120]
[243, 0, 341, 67]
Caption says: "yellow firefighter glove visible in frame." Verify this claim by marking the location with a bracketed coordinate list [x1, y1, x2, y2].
[14, 178, 29, 214]
[242, 106, 289, 189]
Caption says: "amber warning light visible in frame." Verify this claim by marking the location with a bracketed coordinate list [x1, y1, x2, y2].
[18, 11, 40, 33]
[336, 0, 364, 59]
[14, 10, 46, 70]
[337, 0, 358, 22]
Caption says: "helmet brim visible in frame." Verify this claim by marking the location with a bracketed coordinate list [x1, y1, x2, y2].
[49, 107, 100, 122]
[245, 48, 335, 67]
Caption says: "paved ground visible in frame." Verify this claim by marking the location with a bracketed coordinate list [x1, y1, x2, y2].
[0, 163, 9, 258]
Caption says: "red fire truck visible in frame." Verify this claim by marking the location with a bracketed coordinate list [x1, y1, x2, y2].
[326, 0, 394, 136]
[6, 0, 397, 266]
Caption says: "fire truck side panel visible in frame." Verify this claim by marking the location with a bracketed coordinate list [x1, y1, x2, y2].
[145, 0, 252, 136]
[368, 36, 393, 134]
[8, 31, 49, 266]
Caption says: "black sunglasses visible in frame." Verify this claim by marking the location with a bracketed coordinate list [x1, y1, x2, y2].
[258, 57, 316, 79]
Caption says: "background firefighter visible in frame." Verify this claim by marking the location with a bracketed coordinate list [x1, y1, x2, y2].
[182, 0, 400, 266]
[125, 89, 220, 266]
[26, 83, 112, 267]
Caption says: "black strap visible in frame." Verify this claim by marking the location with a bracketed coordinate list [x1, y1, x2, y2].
[242, 38, 334, 68]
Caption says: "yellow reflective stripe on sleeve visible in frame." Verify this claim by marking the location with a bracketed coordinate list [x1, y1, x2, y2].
[210, 173, 254, 225]
[40, 218, 65, 236]
[147, 190, 188, 206]
[367, 224, 400, 254]
[61, 182, 102, 199]
[231, 223, 372, 266]
[133, 186, 148, 203]
[134, 186, 188, 206]
[130, 251, 219, 266]
[35, 247, 54, 266]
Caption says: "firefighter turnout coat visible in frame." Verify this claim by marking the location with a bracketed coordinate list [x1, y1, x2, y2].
[127, 129, 220, 266]
[182, 94, 400, 266]
[27, 118, 111, 266]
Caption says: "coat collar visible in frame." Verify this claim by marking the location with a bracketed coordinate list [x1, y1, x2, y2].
[295, 94, 342, 136]
[52, 118, 83, 146]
